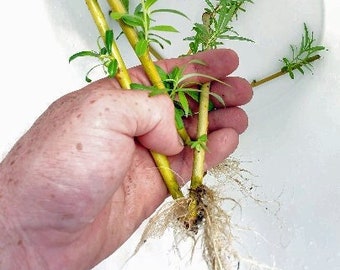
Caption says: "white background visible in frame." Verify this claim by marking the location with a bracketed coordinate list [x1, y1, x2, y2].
[0, 1, 339, 269]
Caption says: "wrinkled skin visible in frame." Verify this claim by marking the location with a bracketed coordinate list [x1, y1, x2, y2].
[0, 49, 252, 270]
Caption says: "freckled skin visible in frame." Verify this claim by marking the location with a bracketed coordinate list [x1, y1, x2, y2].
[76, 143, 83, 151]
[0, 49, 252, 270]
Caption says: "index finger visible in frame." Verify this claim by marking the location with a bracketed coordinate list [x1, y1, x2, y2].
[128, 48, 239, 86]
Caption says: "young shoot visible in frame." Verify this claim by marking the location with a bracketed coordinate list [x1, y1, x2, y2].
[189, 134, 208, 151]
[110, 0, 189, 56]
[281, 23, 326, 79]
[251, 23, 327, 87]
[184, 0, 253, 54]
[131, 61, 226, 141]
[69, 30, 118, 82]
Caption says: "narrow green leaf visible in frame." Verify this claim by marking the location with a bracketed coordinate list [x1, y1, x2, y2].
[155, 65, 168, 81]
[105, 30, 114, 54]
[177, 72, 230, 87]
[130, 83, 157, 91]
[149, 88, 168, 96]
[134, 3, 143, 15]
[149, 33, 171, 45]
[198, 134, 208, 143]
[110, 12, 124, 20]
[175, 108, 185, 130]
[209, 92, 225, 106]
[122, 0, 129, 11]
[84, 64, 101, 83]
[219, 34, 254, 42]
[151, 9, 190, 20]
[297, 66, 305, 75]
[145, 0, 158, 9]
[100, 47, 107, 55]
[68, 51, 99, 63]
[85, 76, 92, 83]
[150, 25, 179, 32]
[107, 60, 118, 78]
[189, 59, 207, 66]
[121, 14, 144, 27]
[135, 39, 148, 57]
[149, 38, 165, 49]
[186, 90, 200, 102]
[178, 91, 190, 116]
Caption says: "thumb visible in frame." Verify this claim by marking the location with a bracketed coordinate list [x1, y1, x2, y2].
[116, 90, 184, 156]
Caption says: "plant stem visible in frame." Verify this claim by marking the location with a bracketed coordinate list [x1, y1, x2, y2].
[149, 45, 164, 61]
[151, 152, 183, 199]
[191, 82, 210, 190]
[185, 82, 210, 226]
[106, 0, 191, 145]
[105, 0, 185, 199]
[106, 0, 162, 86]
[251, 54, 321, 87]
[85, 0, 131, 89]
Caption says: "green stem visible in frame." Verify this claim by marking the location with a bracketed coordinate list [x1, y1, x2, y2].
[251, 54, 321, 87]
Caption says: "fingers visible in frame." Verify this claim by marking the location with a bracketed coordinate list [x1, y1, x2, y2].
[89, 89, 184, 156]
[132, 93, 184, 156]
[210, 76, 253, 107]
[169, 128, 239, 184]
[128, 49, 239, 86]
[204, 128, 239, 170]
[183, 106, 248, 138]
[186, 76, 253, 113]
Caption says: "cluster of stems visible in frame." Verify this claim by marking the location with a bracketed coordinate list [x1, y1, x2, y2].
[84, 0, 215, 228]
[86, 0, 186, 199]
[83, 0, 324, 229]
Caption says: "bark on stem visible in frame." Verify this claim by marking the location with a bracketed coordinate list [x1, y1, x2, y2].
[85, 0, 131, 89]
[185, 82, 210, 226]
[191, 82, 210, 189]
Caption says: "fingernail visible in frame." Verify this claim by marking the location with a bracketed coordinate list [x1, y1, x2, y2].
[178, 134, 184, 146]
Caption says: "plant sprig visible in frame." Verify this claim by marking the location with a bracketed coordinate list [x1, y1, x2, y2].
[189, 134, 208, 151]
[130, 61, 226, 147]
[69, 30, 118, 82]
[110, 0, 189, 56]
[184, 0, 253, 54]
[281, 23, 326, 79]
[251, 23, 326, 87]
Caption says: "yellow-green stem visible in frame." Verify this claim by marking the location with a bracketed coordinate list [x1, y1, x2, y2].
[186, 82, 210, 224]
[85, 0, 131, 89]
[106, 0, 191, 145]
[106, 0, 185, 199]
[150, 152, 183, 199]
[251, 54, 321, 87]
[191, 82, 210, 189]
[106, 0, 162, 87]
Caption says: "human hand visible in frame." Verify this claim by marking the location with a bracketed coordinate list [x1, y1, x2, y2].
[0, 49, 252, 270]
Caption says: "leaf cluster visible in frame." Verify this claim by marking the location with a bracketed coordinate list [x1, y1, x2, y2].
[184, 0, 253, 53]
[110, 0, 189, 56]
[281, 23, 326, 79]
[68, 30, 118, 82]
[189, 134, 208, 151]
[131, 61, 225, 129]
